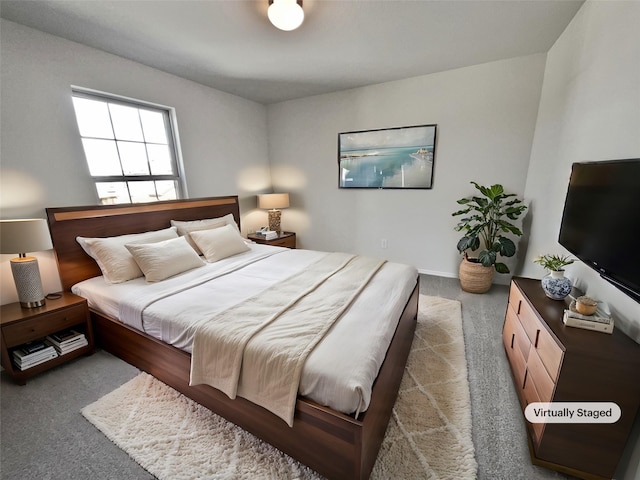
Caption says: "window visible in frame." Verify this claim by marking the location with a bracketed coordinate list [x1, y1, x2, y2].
[71, 89, 185, 204]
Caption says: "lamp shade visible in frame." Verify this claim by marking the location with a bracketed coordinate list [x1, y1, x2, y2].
[258, 193, 290, 210]
[0, 219, 53, 254]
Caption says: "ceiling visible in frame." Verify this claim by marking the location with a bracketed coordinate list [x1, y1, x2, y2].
[0, 0, 584, 105]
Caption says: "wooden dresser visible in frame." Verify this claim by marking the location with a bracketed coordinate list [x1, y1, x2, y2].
[503, 277, 640, 480]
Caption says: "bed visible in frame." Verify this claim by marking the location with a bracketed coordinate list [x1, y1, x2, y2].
[46, 196, 419, 480]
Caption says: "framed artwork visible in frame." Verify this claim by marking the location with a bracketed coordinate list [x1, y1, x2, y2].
[338, 124, 437, 189]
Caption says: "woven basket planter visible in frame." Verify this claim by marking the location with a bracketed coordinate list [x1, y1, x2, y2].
[459, 256, 495, 293]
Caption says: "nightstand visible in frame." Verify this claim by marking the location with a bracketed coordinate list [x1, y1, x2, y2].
[0, 292, 95, 385]
[247, 231, 296, 249]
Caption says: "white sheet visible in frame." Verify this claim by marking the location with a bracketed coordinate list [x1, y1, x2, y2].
[73, 243, 417, 415]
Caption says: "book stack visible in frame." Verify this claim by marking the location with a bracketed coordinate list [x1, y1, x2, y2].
[256, 230, 278, 240]
[13, 341, 58, 370]
[563, 302, 614, 334]
[46, 329, 88, 355]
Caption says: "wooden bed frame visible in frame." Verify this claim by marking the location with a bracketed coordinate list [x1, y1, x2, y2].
[46, 196, 419, 480]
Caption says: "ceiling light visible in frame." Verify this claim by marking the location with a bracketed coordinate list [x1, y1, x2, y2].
[268, 0, 304, 31]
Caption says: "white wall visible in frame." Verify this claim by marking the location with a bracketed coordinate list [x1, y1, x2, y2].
[267, 54, 546, 280]
[0, 19, 270, 304]
[522, 1, 640, 342]
[521, 2, 640, 478]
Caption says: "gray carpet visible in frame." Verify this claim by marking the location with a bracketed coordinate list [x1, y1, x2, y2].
[0, 274, 570, 479]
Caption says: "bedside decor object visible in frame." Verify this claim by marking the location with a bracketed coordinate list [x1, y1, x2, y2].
[339, 124, 437, 189]
[258, 193, 289, 233]
[452, 182, 527, 293]
[0, 219, 53, 308]
[533, 254, 574, 300]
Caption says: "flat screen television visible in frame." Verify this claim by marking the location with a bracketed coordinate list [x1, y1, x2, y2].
[558, 159, 640, 303]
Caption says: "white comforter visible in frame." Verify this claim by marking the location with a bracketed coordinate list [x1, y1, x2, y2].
[73, 244, 417, 415]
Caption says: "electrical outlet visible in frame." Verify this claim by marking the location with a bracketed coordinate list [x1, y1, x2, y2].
[381, 238, 388, 249]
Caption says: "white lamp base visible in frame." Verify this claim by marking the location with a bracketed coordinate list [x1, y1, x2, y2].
[10, 256, 46, 308]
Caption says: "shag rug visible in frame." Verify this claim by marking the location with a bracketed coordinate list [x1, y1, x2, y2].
[82, 295, 477, 479]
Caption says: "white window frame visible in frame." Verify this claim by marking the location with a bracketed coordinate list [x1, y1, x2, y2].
[71, 86, 188, 204]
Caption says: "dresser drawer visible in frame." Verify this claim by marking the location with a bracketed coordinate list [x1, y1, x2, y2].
[509, 283, 563, 382]
[510, 306, 531, 361]
[533, 327, 563, 383]
[527, 348, 555, 403]
[509, 282, 539, 346]
[2, 304, 87, 347]
[523, 370, 545, 444]
[503, 310, 528, 391]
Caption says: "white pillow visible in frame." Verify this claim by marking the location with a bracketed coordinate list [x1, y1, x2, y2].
[189, 224, 250, 263]
[171, 214, 240, 254]
[77, 227, 178, 284]
[171, 214, 239, 235]
[125, 236, 205, 282]
[173, 222, 226, 254]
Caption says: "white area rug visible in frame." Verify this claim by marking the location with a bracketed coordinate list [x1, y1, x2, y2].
[82, 295, 477, 479]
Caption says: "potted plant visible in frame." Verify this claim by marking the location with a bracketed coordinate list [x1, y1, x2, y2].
[452, 182, 527, 293]
[533, 254, 574, 300]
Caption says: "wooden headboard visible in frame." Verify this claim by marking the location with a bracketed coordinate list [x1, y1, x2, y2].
[46, 196, 240, 291]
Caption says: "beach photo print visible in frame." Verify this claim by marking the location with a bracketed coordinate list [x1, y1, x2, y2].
[338, 124, 437, 189]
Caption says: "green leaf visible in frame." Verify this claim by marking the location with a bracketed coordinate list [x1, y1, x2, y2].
[488, 184, 504, 200]
[498, 220, 523, 236]
[457, 236, 474, 253]
[472, 196, 488, 208]
[497, 236, 516, 257]
[495, 262, 510, 274]
[452, 208, 471, 216]
[478, 250, 496, 266]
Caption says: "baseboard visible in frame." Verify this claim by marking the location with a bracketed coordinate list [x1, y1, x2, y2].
[417, 268, 457, 278]
[417, 268, 512, 286]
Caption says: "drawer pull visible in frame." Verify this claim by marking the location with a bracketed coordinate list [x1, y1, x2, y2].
[511, 333, 515, 349]
[517, 300, 522, 315]
[535, 330, 540, 348]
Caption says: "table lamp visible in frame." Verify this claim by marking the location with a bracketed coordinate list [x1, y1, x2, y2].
[258, 193, 290, 233]
[0, 219, 53, 308]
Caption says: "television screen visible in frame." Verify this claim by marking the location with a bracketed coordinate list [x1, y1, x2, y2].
[558, 159, 640, 302]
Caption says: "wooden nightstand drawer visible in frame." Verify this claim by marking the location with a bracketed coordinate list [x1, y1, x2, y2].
[247, 232, 296, 249]
[2, 304, 87, 348]
[270, 236, 295, 248]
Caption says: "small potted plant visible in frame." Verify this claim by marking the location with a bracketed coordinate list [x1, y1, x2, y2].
[452, 182, 527, 293]
[533, 254, 574, 300]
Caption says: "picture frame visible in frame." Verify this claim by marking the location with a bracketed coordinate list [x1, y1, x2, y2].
[338, 124, 437, 189]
